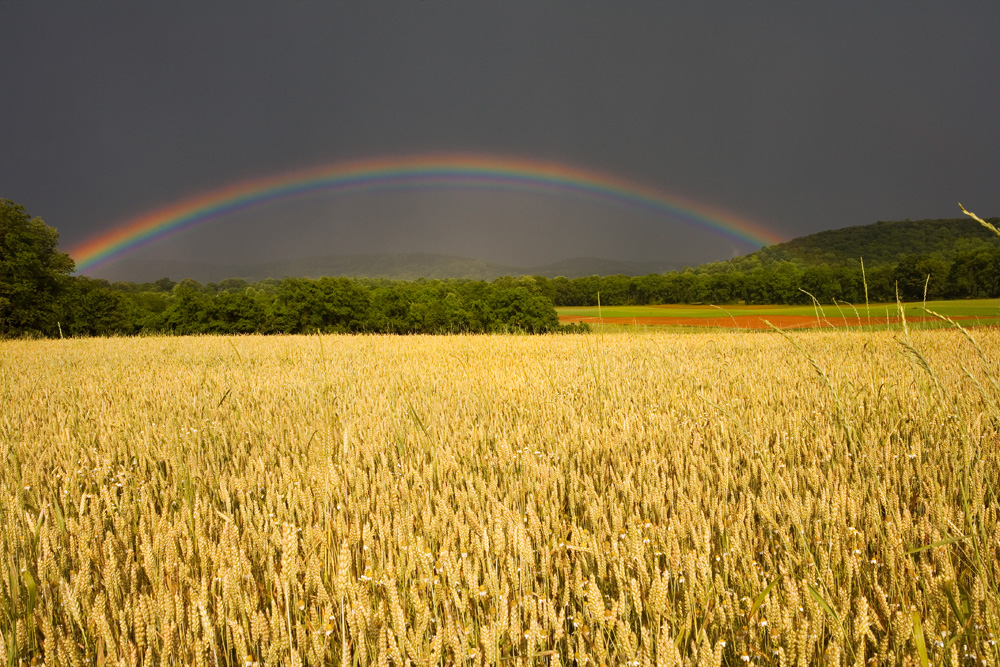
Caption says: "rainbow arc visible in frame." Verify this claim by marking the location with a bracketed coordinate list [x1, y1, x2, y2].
[70, 154, 784, 273]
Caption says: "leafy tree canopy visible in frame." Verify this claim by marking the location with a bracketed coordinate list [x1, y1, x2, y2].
[0, 199, 75, 336]
[697, 217, 1000, 274]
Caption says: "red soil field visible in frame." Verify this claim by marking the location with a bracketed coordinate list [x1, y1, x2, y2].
[558, 314, 972, 329]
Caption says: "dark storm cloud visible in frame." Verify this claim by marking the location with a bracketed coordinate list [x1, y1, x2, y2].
[2, 2, 998, 275]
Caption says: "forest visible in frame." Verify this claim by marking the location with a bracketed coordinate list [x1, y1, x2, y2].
[45, 241, 1000, 336]
[57, 275, 565, 337]
[541, 248, 1000, 307]
[3, 198, 999, 337]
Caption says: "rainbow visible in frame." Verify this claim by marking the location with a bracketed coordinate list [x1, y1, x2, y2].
[70, 154, 784, 273]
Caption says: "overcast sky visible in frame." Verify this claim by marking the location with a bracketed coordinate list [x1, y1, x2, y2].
[3, 1, 998, 276]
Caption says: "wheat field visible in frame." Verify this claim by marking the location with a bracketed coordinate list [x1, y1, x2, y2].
[1, 328, 998, 666]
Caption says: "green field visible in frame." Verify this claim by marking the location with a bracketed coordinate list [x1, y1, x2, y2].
[558, 298, 1000, 322]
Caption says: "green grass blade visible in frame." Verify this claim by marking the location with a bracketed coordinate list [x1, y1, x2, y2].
[21, 570, 36, 614]
[912, 610, 930, 667]
[806, 583, 841, 626]
[748, 574, 783, 624]
[407, 403, 429, 439]
[906, 535, 968, 555]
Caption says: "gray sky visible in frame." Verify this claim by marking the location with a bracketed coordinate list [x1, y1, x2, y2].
[3, 1, 998, 277]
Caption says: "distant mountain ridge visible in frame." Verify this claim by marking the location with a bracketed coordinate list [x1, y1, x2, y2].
[697, 217, 1000, 273]
[92, 253, 684, 283]
[88, 217, 999, 284]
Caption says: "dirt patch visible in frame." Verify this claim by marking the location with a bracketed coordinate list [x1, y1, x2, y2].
[559, 314, 972, 329]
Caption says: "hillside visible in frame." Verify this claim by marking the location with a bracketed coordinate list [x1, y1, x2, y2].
[86, 217, 999, 285]
[697, 217, 1000, 273]
[91, 253, 683, 283]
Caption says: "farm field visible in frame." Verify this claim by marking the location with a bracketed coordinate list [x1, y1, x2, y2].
[558, 299, 1000, 329]
[2, 329, 999, 666]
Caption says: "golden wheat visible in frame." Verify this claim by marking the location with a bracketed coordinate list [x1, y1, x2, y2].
[1, 328, 998, 666]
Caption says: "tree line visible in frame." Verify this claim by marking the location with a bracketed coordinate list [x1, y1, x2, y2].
[1, 199, 572, 337]
[538, 250, 1000, 307]
[3, 198, 999, 337]
[60, 275, 567, 337]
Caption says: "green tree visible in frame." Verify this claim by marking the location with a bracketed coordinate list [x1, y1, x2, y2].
[893, 254, 950, 301]
[947, 249, 1000, 298]
[164, 279, 211, 333]
[209, 290, 270, 333]
[487, 286, 559, 332]
[0, 199, 75, 336]
[153, 277, 177, 292]
[61, 277, 131, 336]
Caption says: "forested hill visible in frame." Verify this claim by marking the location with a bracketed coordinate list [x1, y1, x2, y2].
[699, 217, 1000, 273]
[91, 253, 682, 283]
[6, 192, 1000, 338]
